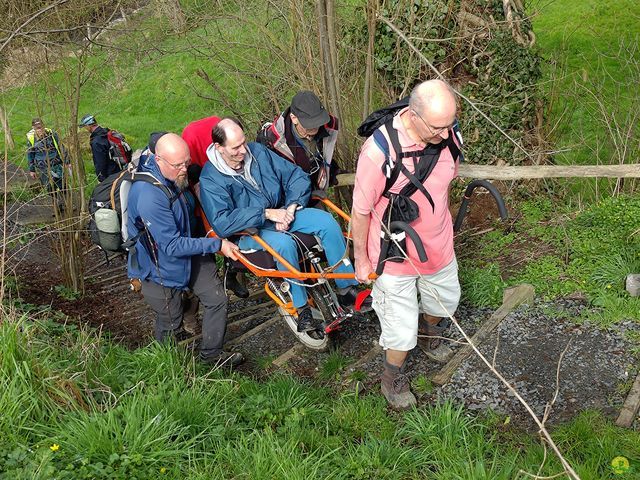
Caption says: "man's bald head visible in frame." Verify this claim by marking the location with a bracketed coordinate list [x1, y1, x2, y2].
[409, 79, 456, 119]
[408, 79, 457, 144]
[155, 133, 189, 159]
[155, 133, 190, 187]
[213, 117, 247, 170]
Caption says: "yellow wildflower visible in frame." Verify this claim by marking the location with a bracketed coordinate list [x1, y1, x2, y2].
[50, 444, 60, 452]
[160, 467, 167, 474]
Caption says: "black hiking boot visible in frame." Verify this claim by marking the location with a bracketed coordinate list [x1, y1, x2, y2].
[296, 306, 315, 332]
[225, 270, 249, 299]
[200, 351, 245, 369]
[337, 286, 373, 312]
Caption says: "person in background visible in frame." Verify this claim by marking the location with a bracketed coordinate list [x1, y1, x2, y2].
[257, 91, 340, 192]
[26, 117, 68, 209]
[79, 114, 127, 182]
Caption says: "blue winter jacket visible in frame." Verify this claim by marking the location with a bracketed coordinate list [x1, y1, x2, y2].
[127, 154, 222, 288]
[91, 126, 121, 182]
[199, 142, 311, 238]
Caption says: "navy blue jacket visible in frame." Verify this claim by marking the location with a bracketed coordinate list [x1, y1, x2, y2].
[199, 142, 311, 238]
[127, 155, 222, 288]
[90, 126, 121, 182]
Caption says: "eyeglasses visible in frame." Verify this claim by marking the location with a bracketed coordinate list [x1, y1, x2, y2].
[411, 109, 452, 136]
[156, 155, 190, 170]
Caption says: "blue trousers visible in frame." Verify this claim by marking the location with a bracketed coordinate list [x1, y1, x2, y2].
[238, 208, 357, 308]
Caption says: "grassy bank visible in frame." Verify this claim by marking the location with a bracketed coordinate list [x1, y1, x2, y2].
[1, 315, 638, 479]
[532, 0, 639, 170]
[459, 194, 640, 326]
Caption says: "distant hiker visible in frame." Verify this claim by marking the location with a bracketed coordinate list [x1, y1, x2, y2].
[127, 132, 244, 368]
[352, 79, 463, 409]
[257, 91, 340, 191]
[181, 115, 249, 299]
[199, 117, 367, 333]
[79, 114, 132, 182]
[26, 117, 68, 201]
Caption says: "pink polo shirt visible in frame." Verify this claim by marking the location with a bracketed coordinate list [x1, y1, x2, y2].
[352, 108, 459, 275]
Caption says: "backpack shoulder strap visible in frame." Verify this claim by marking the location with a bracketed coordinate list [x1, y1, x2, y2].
[130, 172, 175, 202]
[372, 118, 405, 196]
[109, 169, 132, 208]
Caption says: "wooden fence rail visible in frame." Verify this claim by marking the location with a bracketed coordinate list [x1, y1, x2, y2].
[336, 164, 640, 185]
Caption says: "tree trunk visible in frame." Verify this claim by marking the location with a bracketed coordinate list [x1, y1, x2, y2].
[363, 0, 378, 120]
[0, 107, 14, 150]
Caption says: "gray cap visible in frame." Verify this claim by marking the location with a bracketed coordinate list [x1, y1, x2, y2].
[78, 114, 96, 127]
[290, 91, 330, 129]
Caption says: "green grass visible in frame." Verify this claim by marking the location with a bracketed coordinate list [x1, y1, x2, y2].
[460, 195, 640, 324]
[2, 313, 639, 479]
[532, 0, 640, 196]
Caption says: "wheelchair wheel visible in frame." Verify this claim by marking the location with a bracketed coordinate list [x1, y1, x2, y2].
[268, 279, 331, 352]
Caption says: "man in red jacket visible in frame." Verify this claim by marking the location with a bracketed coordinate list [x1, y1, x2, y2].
[181, 116, 221, 167]
[181, 115, 249, 299]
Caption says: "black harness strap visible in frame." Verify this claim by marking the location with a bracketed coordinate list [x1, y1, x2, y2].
[373, 118, 461, 271]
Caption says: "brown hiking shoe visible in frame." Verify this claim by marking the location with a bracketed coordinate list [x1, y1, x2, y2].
[182, 293, 200, 334]
[418, 318, 453, 364]
[381, 363, 416, 410]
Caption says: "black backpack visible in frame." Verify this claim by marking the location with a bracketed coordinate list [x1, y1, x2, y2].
[88, 165, 175, 253]
[357, 99, 464, 270]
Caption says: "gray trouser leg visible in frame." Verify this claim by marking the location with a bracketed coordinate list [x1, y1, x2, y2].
[141, 280, 184, 342]
[189, 255, 228, 358]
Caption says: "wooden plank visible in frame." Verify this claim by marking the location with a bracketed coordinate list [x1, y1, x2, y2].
[343, 341, 382, 378]
[229, 289, 266, 303]
[228, 306, 277, 327]
[0, 162, 39, 194]
[272, 344, 305, 367]
[616, 372, 640, 428]
[84, 264, 125, 281]
[431, 284, 535, 385]
[337, 164, 640, 185]
[11, 204, 57, 226]
[84, 253, 124, 274]
[228, 301, 273, 320]
[93, 272, 128, 287]
[226, 316, 279, 346]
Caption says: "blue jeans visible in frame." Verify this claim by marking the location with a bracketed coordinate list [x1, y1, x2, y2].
[238, 208, 357, 308]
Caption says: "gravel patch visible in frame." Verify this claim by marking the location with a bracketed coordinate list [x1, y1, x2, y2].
[436, 299, 639, 426]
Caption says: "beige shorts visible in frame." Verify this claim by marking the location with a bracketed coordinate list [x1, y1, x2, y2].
[371, 258, 461, 351]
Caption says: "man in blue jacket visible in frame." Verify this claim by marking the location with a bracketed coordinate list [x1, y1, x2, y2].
[199, 117, 364, 333]
[79, 114, 122, 182]
[127, 133, 243, 367]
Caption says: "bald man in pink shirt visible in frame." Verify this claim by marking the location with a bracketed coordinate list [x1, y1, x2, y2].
[352, 80, 462, 409]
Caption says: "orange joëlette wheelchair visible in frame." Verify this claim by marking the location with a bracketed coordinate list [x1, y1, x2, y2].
[198, 191, 369, 352]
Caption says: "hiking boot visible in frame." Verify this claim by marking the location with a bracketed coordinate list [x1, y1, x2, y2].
[200, 351, 245, 369]
[225, 270, 249, 299]
[380, 360, 416, 410]
[296, 306, 315, 332]
[417, 318, 453, 363]
[337, 286, 373, 312]
[182, 293, 200, 334]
